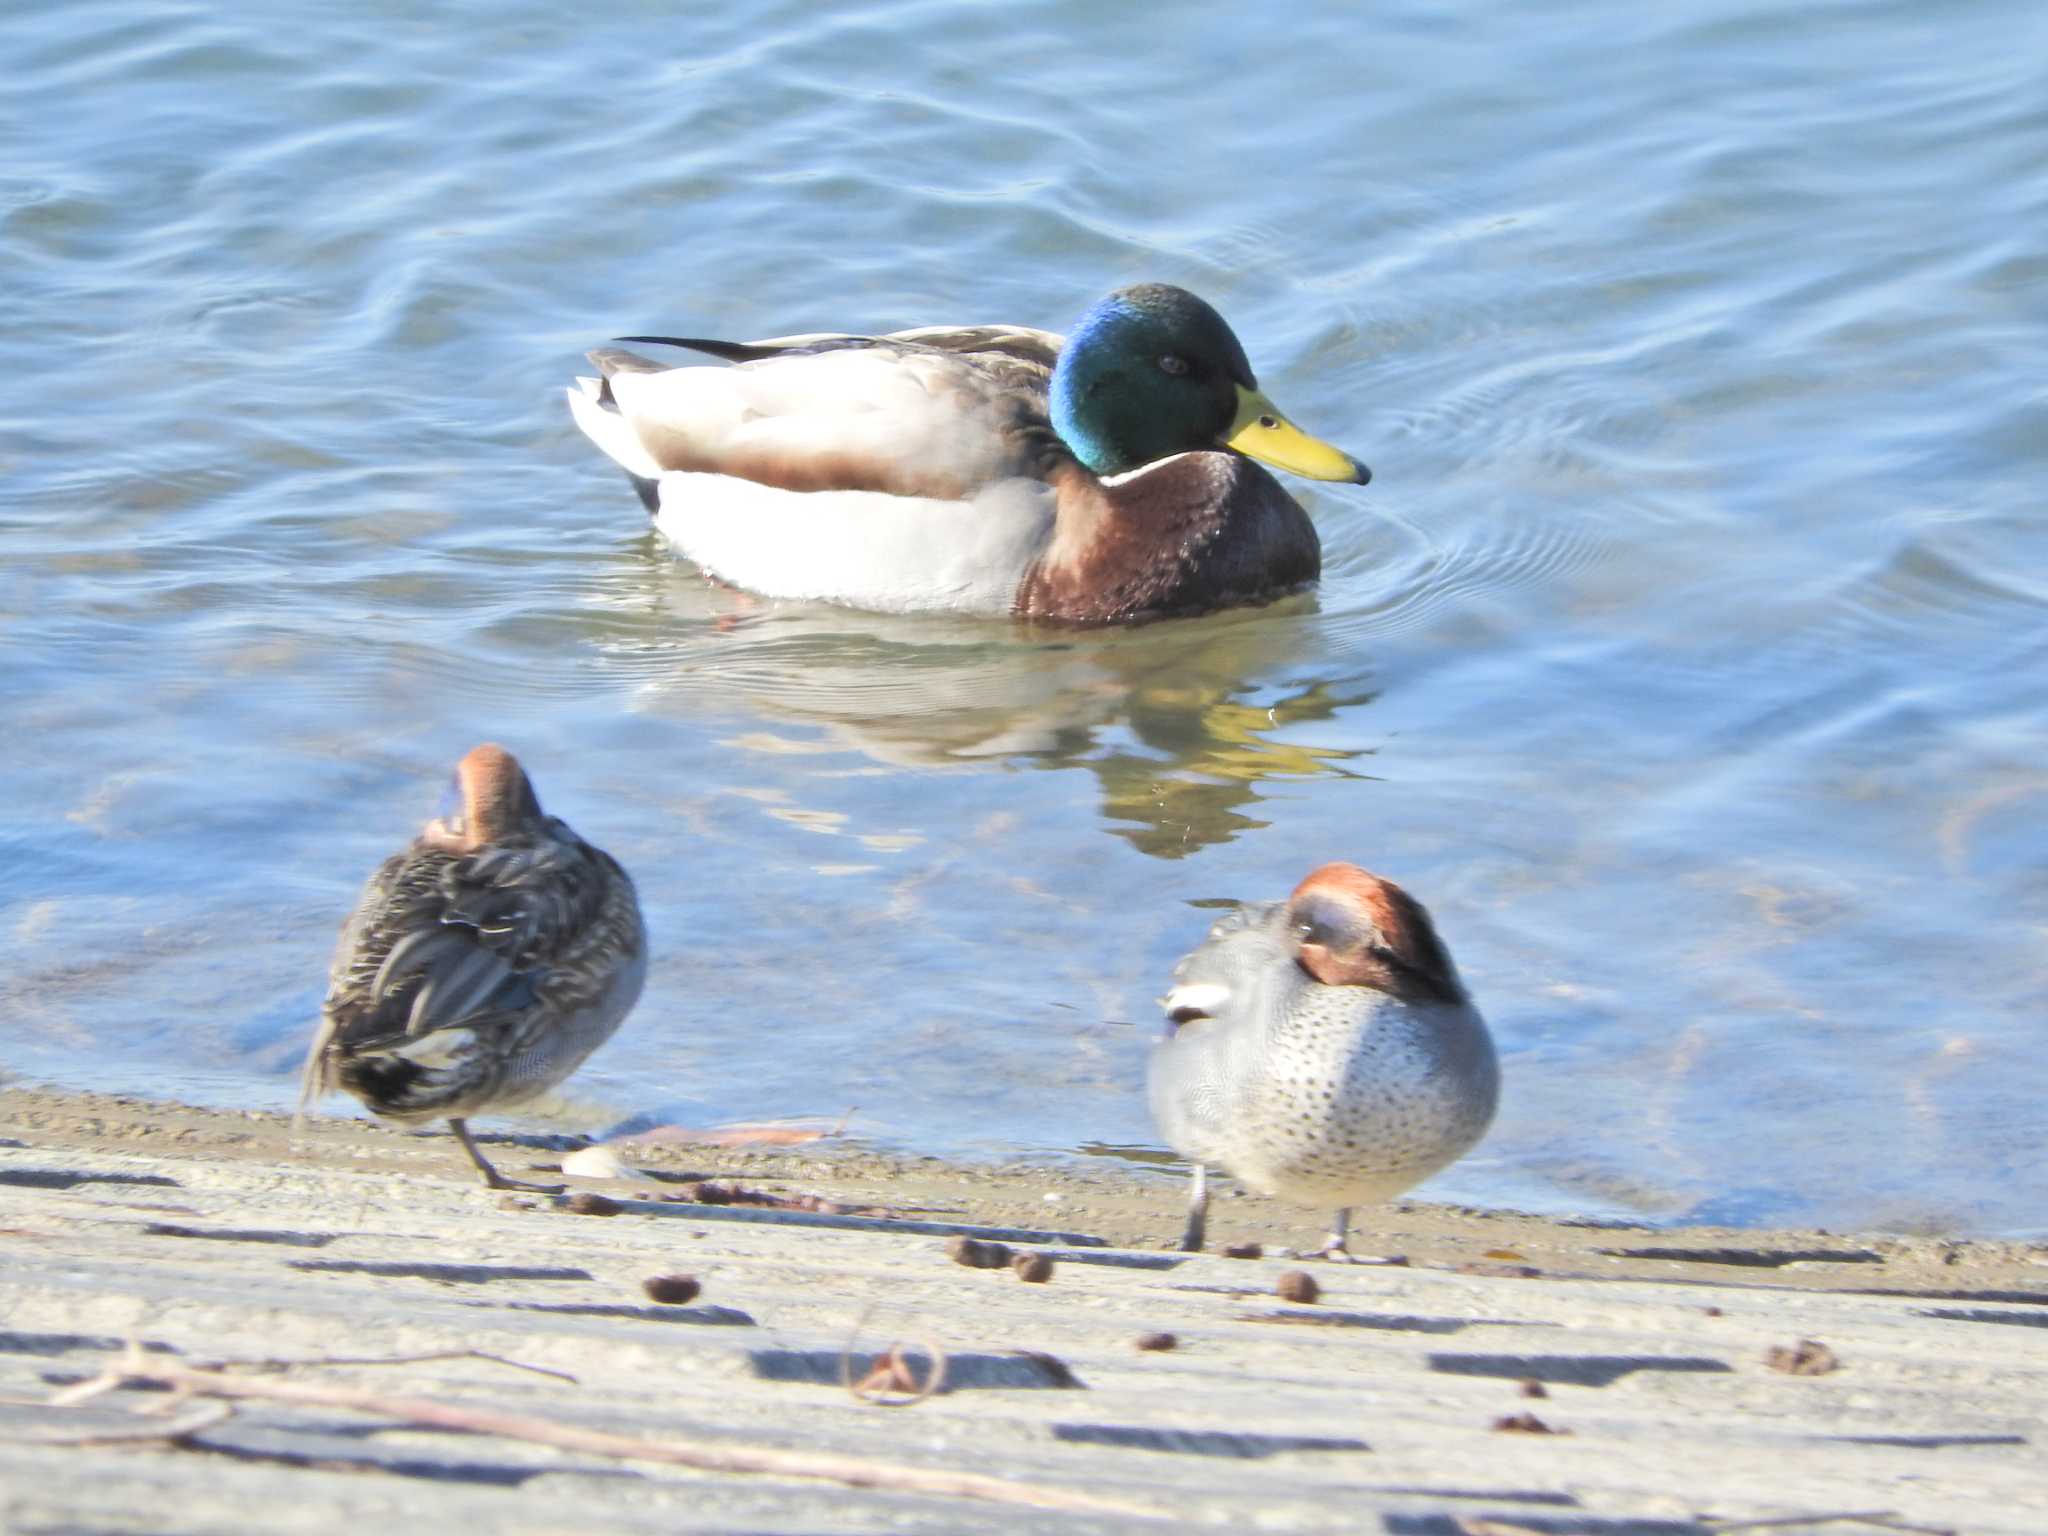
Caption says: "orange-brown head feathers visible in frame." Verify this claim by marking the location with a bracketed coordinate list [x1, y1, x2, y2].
[423, 744, 543, 852]
[1286, 863, 1465, 1005]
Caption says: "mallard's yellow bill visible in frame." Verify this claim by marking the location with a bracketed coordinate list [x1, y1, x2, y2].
[1225, 386, 1371, 484]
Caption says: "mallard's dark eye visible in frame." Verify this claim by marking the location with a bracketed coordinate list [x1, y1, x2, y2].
[1158, 354, 1190, 377]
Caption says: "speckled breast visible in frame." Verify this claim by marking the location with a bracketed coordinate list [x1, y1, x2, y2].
[1227, 990, 1499, 1206]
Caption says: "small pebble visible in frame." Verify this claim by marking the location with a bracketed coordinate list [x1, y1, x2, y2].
[641, 1274, 701, 1305]
[1493, 1411, 1568, 1434]
[1765, 1338, 1840, 1375]
[1518, 1378, 1548, 1399]
[1275, 1270, 1320, 1305]
[1222, 1242, 1263, 1260]
[945, 1235, 1013, 1269]
[1134, 1332, 1178, 1352]
[565, 1192, 620, 1217]
[1012, 1252, 1055, 1284]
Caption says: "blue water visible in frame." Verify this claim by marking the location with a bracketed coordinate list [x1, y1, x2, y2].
[4, 0, 2046, 1234]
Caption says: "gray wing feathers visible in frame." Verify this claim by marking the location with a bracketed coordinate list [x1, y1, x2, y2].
[377, 929, 518, 1038]
[304, 797, 644, 1123]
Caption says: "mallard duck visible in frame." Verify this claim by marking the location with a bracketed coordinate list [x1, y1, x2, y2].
[300, 745, 646, 1191]
[566, 283, 1370, 623]
[1149, 863, 1498, 1258]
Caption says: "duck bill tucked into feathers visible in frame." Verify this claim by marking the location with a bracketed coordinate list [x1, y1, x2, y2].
[1225, 385, 1371, 485]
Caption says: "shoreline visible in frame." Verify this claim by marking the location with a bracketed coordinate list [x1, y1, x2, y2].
[5, 1085, 2043, 1295]
[4, 1083, 2045, 1533]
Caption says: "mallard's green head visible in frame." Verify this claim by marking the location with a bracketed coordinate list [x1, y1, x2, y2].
[1048, 284, 1371, 485]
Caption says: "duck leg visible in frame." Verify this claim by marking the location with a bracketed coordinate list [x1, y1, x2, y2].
[449, 1117, 565, 1194]
[1307, 1205, 1359, 1262]
[1175, 1162, 1211, 1251]
[1306, 1207, 1409, 1264]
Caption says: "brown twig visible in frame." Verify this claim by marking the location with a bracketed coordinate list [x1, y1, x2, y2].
[187, 1347, 578, 1385]
[845, 1343, 946, 1408]
[1703, 1513, 1952, 1536]
[47, 1354, 146, 1408]
[42, 1348, 1156, 1519]
[24, 1399, 236, 1446]
[835, 1303, 946, 1407]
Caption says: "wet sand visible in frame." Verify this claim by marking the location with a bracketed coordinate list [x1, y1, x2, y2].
[3, 1086, 2044, 1533]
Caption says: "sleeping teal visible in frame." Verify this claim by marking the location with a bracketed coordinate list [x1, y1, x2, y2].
[567, 284, 1371, 623]
[1150, 862, 1499, 1258]
[300, 745, 647, 1191]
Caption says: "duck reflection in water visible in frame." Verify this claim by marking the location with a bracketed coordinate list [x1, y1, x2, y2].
[599, 591, 1378, 859]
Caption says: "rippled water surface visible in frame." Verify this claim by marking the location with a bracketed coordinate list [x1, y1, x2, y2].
[5, 0, 2046, 1233]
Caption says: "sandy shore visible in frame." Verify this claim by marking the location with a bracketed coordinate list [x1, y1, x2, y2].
[2, 1087, 2043, 1534]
